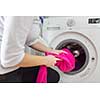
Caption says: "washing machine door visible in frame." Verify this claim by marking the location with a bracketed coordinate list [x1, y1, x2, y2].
[50, 32, 97, 82]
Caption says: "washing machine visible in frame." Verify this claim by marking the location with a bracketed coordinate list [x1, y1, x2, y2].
[42, 16, 100, 82]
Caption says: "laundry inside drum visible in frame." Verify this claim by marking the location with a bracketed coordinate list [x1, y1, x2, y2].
[56, 39, 89, 75]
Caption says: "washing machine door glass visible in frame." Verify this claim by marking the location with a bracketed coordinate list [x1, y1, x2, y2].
[56, 39, 89, 75]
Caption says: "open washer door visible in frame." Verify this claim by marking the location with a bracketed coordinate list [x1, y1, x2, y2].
[50, 32, 97, 82]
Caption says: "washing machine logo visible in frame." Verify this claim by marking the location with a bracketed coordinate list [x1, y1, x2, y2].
[67, 19, 76, 27]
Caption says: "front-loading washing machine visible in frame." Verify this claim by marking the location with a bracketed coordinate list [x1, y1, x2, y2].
[42, 16, 100, 82]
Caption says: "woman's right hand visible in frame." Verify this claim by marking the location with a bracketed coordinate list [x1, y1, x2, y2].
[43, 55, 60, 67]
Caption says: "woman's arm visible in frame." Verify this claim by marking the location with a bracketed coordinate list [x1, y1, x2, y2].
[32, 42, 52, 52]
[30, 41, 64, 54]
[16, 53, 59, 68]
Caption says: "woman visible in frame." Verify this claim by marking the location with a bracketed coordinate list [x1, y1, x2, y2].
[0, 16, 62, 83]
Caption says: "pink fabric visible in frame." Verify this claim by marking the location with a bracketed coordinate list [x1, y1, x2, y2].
[36, 49, 75, 83]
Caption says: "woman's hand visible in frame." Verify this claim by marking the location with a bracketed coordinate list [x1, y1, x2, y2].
[50, 49, 66, 54]
[43, 55, 60, 67]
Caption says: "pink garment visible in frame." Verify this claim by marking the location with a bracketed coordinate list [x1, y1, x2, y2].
[36, 49, 75, 83]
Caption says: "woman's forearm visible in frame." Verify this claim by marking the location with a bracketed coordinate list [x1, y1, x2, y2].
[31, 41, 64, 54]
[16, 53, 46, 67]
[31, 41, 53, 53]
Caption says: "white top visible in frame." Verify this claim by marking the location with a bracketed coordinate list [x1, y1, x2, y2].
[0, 16, 41, 74]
